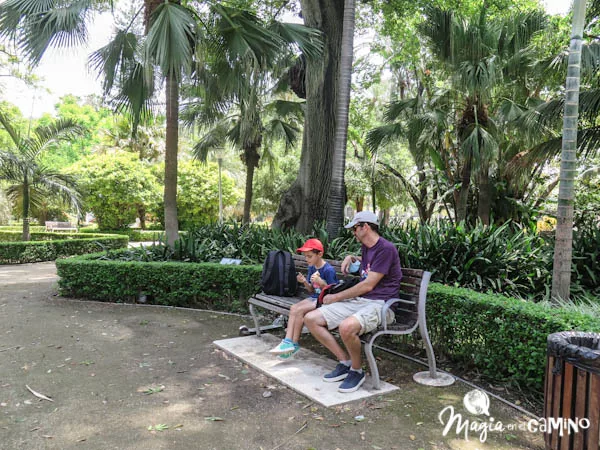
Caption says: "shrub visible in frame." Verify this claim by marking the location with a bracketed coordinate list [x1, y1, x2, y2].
[56, 252, 261, 313]
[427, 284, 600, 392]
[0, 233, 128, 263]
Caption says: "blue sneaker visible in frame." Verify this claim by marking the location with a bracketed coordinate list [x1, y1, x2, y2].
[277, 345, 300, 360]
[322, 363, 351, 382]
[269, 340, 296, 354]
[338, 370, 366, 393]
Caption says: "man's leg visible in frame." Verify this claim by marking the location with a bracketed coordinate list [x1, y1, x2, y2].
[304, 309, 348, 362]
[338, 316, 363, 370]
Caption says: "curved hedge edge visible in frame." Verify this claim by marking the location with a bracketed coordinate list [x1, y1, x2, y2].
[0, 235, 129, 264]
[55, 255, 262, 314]
[427, 283, 600, 393]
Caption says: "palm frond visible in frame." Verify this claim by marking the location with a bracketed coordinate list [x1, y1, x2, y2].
[365, 123, 405, 152]
[264, 119, 299, 151]
[192, 121, 231, 162]
[0, 108, 22, 146]
[208, 4, 274, 64]
[112, 62, 155, 135]
[145, 2, 196, 79]
[1, 0, 94, 65]
[88, 28, 139, 95]
[267, 21, 323, 60]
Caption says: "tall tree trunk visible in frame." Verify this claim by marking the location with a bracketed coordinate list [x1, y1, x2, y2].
[243, 146, 260, 224]
[456, 155, 472, 223]
[477, 166, 491, 225]
[164, 73, 179, 247]
[552, 0, 586, 302]
[217, 156, 223, 223]
[327, 0, 355, 238]
[22, 180, 30, 241]
[273, 0, 343, 233]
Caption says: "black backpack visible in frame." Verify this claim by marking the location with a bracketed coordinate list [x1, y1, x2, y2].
[261, 250, 298, 296]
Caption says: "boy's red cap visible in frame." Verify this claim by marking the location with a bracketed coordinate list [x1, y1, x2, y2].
[297, 238, 324, 253]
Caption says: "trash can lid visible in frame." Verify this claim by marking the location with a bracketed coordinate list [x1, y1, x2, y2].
[547, 331, 600, 373]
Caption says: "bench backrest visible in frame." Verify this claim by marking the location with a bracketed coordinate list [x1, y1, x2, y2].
[45, 221, 75, 229]
[292, 253, 425, 326]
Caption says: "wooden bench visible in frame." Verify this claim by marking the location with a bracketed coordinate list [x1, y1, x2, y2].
[45, 221, 78, 232]
[248, 253, 447, 389]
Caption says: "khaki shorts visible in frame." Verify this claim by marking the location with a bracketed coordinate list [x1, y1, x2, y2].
[319, 297, 395, 335]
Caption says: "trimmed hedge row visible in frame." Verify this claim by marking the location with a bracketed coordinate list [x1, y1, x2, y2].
[0, 225, 46, 233]
[55, 252, 600, 393]
[427, 284, 600, 392]
[79, 228, 164, 242]
[56, 253, 261, 313]
[0, 234, 129, 263]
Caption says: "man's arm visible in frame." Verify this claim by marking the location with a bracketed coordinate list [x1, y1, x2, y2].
[321, 271, 384, 305]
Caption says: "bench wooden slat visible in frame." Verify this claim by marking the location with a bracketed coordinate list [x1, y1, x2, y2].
[249, 298, 296, 317]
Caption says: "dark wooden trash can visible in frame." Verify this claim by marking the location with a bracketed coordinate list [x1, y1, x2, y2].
[544, 331, 600, 450]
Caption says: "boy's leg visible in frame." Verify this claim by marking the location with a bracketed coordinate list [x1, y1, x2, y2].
[289, 300, 316, 342]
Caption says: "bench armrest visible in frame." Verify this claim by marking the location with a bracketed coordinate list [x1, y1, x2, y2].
[380, 298, 402, 330]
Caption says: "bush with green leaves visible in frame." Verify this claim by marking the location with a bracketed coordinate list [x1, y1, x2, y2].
[0, 233, 128, 263]
[381, 221, 554, 299]
[66, 152, 161, 230]
[92, 220, 599, 300]
[56, 252, 261, 313]
[152, 160, 241, 229]
[427, 284, 600, 392]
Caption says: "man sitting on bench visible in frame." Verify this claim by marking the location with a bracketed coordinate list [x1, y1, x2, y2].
[304, 211, 402, 393]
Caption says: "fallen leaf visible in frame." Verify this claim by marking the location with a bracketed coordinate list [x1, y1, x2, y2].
[409, 435, 416, 440]
[204, 416, 224, 421]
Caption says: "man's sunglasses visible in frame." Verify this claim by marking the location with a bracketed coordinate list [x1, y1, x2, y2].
[352, 223, 365, 232]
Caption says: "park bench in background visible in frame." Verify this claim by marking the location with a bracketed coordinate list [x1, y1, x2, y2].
[246, 253, 454, 389]
[45, 221, 78, 232]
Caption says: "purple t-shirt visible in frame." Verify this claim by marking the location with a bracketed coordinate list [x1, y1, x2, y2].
[359, 237, 402, 301]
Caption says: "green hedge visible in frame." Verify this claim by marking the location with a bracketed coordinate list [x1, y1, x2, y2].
[55, 253, 600, 393]
[0, 225, 46, 233]
[0, 234, 129, 263]
[427, 284, 600, 392]
[79, 228, 164, 242]
[56, 253, 261, 313]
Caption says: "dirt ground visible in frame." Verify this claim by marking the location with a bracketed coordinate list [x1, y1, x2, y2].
[0, 262, 545, 450]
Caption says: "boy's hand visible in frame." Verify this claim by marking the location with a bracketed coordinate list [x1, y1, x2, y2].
[296, 273, 307, 284]
[310, 271, 322, 285]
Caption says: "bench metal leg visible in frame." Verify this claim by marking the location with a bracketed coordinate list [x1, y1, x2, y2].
[249, 304, 262, 337]
[418, 315, 437, 379]
[412, 315, 455, 387]
[364, 334, 381, 390]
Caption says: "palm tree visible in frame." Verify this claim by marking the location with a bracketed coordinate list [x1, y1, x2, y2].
[188, 98, 305, 223]
[0, 0, 320, 246]
[0, 111, 82, 240]
[418, 5, 546, 224]
[552, 0, 587, 301]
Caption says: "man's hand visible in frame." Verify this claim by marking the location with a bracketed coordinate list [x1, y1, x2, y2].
[321, 293, 337, 305]
[341, 255, 357, 275]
